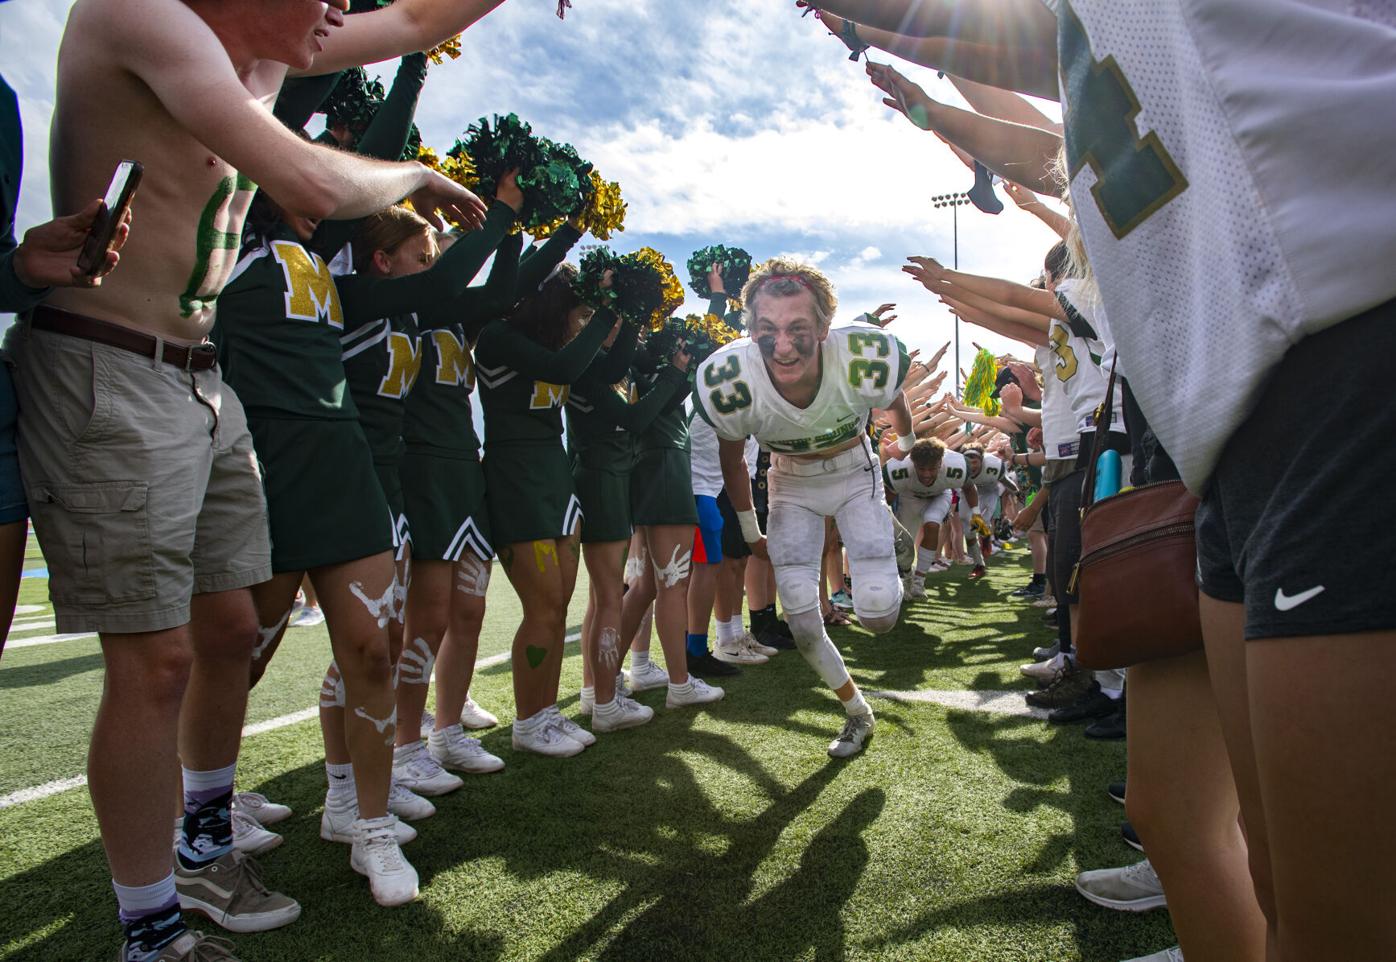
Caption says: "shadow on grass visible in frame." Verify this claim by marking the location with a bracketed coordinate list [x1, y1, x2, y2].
[0, 651, 104, 690]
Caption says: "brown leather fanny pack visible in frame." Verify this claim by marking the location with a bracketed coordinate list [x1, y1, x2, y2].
[29, 305, 218, 372]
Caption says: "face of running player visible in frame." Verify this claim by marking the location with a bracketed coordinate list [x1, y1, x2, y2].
[914, 463, 939, 487]
[751, 290, 828, 394]
[964, 453, 983, 478]
[375, 231, 438, 279]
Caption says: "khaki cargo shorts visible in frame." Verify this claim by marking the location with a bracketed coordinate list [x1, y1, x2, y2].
[9, 326, 271, 634]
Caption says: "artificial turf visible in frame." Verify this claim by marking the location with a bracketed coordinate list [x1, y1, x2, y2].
[0, 542, 1176, 962]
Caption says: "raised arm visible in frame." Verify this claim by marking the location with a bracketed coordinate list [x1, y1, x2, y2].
[807, 0, 1059, 96]
[294, 0, 509, 77]
[1003, 181, 1071, 239]
[573, 361, 689, 434]
[905, 255, 1064, 320]
[475, 305, 617, 385]
[515, 224, 583, 297]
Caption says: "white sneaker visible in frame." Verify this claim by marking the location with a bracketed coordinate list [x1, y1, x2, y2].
[459, 697, 499, 730]
[387, 780, 436, 820]
[666, 677, 724, 708]
[418, 710, 436, 739]
[742, 631, 779, 657]
[232, 808, 282, 856]
[1124, 948, 1183, 962]
[350, 816, 419, 907]
[1032, 595, 1057, 608]
[628, 660, 669, 692]
[1075, 859, 1167, 912]
[289, 604, 325, 628]
[828, 711, 875, 758]
[592, 695, 654, 733]
[233, 791, 292, 827]
[713, 637, 768, 665]
[1021, 652, 1066, 683]
[579, 675, 633, 715]
[320, 793, 417, 845]
[931, 559, 951, 571]
[543, 706, 595, 747]
[428, 724, 505, 774]
[392, 744, 464, 797]
[512, 717, 585, 757]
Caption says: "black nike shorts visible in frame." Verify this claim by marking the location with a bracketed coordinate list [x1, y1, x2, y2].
[1196, 296, 1396, 641]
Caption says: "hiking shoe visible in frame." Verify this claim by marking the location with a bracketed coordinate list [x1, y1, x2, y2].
[828, 712, 875, 759]
[1025, 666, 1094, 709]
[387, 781, 436, 820]
[592, 695, 654, 733]
[1086, 704, 1128, 740]
[1122, 821, 1145, 852]
[459, 697, 499, 730]
[176, 851, 301, 933]
[666, 677, 724, 708]
[231, 809, 282, 857]
[714, 636, 768, 665]
[118, 931, 240, 961]
[543, 706, 596, 747]
[1075, 858, 1167, 912]
[428, 724, 504, 774]
[687, 651, 741, 678]
[392, 744, 464, 797]
[232, 791, 291, 827]
[320, 792, 417, 845]
[1124, 947, 1183, 962]
[628, 660, 671, 691]
[1107, 780, 1126, 806]
[512, 718, 585, 757]
[1032, 642, 1060, 662]
[1048, 684, 1118, 724]
[830, 589, 854, 610]
[350, 816, 418, 907]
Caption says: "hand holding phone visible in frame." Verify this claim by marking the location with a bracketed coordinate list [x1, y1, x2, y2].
[75, 161, 143, 278]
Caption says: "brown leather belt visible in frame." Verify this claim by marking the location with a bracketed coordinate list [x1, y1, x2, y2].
[29, 305, 219, 372]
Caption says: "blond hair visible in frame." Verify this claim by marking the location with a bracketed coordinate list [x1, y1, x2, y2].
[740, 256, 838, 328]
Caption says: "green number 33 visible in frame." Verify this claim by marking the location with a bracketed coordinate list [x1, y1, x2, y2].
[706, 355, 752, 415]
[847, 331, 890, 390]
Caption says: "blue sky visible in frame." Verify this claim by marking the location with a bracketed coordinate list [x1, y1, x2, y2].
[0, 0, 1065, 377]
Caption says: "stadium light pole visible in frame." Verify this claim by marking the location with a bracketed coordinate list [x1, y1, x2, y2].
[932, 191, 972, 396]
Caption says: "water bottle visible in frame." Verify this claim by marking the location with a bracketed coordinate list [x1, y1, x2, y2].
[1094, 449, 1122, 501]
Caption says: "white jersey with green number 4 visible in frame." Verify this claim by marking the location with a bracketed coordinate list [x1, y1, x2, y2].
[693, 323, 910, 453]
[883, 450, 970, 499]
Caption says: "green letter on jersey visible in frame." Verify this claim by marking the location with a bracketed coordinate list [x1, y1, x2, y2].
[1058, 1, 1188, 238]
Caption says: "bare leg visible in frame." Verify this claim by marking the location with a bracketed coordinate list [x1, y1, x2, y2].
[623, 525, 692, 685]
[745, 553, 775, 611]
[499, 538, 574, 722]
[582, 540, 627, 705]
[1127, 649, 1266, 962]
[432, 554, 490, 730]
[247, 572, 302, 688]
[179, 588, 259, 772]
[396, 558, 451, 748]
[714, 556, 747, 623]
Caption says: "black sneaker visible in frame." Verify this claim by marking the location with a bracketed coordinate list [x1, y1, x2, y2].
[1043, 608, 1059, 626]
[1025, 666, 1093, 709]
[1047, 684, 1116, 724]
[1011, 581, 1045, 598]
[756, 628, 796, 651]
[1107, 780, 1126, 806]
[1086, 704, 1127, 740]
[687, 651, 741, 678]
[1121, 820, 1144, 852]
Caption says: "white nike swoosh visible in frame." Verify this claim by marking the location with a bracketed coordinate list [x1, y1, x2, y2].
[1274, 585, 1326, 612]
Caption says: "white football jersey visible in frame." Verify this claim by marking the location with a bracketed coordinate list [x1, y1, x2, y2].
[693, 323, 910, 454]
[1036, 344, 1080, 462]
[1046, 0, 1396, 489]
[883, 450, 971, 499]
[687, 408, 725, 498]
[972, 453, 1006, 491]
[1049, 279, 1125, 433]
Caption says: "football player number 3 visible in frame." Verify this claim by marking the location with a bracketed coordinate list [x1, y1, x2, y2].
[1058, 1, 1187, 239]
[706, 355, 752, 415]
[847, 331, 890, 390]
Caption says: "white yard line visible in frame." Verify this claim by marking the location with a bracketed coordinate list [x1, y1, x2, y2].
[7, 632, 97, 649]
[870, 688, 1047, 720]
[0, 631, 581, 810]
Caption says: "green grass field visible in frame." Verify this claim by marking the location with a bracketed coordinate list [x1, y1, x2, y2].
[0, 539, 1175, 962]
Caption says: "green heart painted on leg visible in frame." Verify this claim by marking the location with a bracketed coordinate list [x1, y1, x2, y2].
[525, 646, 548, 669]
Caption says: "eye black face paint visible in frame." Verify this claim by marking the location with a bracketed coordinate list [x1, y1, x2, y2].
[757, 334, 777, 357]
[792, 333, 816, 358]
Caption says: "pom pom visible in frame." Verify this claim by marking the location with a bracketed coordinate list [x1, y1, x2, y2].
[963, 349, 1000, 415]
[687, 244, 752, 308]
[647, 313, 740, 367]
[573, 246, 683, 328]
[322, 68, 385, 136]
[450, 114, 597, 234]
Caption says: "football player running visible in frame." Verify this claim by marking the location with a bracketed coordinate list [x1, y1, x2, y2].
[693, 258, 913, 758]
[883, 438, 982, 598]
[958, 444, 1005, 579]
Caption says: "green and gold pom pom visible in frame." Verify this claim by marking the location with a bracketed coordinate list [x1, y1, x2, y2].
[572, 246, 683, 328]
[448, 114, 597, 234]
[963, 348, 1000, 415]
[686, 244, 752, 310]
[647, 313, 740, 367]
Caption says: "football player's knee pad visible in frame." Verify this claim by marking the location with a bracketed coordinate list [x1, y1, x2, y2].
[773, 563, 821, 616]
[850, 563, 902, 635]
[786, 609, 852, 691]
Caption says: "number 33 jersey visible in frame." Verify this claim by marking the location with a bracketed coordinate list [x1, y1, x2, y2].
[692, 324, 910, 453]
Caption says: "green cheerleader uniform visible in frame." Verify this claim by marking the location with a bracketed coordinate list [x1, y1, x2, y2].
[214, 53, 426, 573]
[630, 346, 699, 527]
[477, 306, 619, 546]
[398, 233, 521, 562]
[336, 200, 517, 557]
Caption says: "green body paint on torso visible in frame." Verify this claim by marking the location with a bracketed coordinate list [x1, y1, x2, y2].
[180, 172, 256, 318]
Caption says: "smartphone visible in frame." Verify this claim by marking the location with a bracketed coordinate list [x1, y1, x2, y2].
[75, 160, 143, 277]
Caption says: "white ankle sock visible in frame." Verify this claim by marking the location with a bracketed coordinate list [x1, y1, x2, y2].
[841, 689, 871, 717]
[326, 762, 355, 799]
[631, 649, 651, 670]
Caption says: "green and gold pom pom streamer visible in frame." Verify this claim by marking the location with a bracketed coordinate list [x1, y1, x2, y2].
[963, 348, 1000, 415]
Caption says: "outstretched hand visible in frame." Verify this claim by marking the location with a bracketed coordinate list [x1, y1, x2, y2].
[14, 199, 131, 289]
[903, 255, 947, 291]
[867, 302, 897, 327]
[410, 168, 488, 231]
[866, 61, 935, 131]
